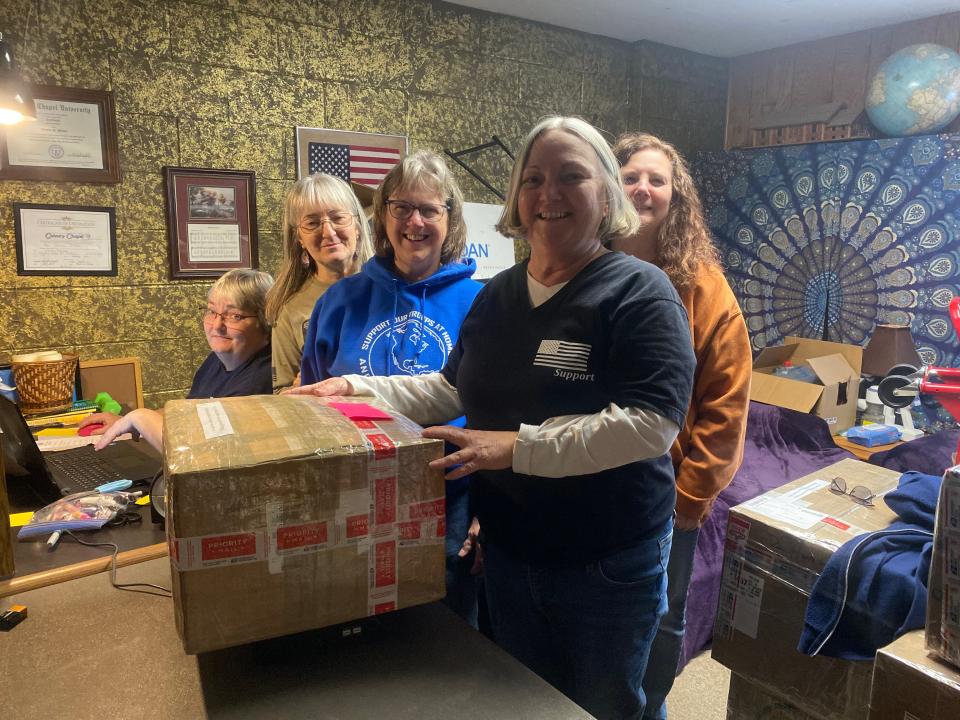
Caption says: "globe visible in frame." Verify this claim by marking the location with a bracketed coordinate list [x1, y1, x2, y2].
[866, 43, 960, 137]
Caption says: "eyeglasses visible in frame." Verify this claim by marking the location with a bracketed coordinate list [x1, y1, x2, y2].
[201, 307, 257, 327]
[298, 212, 355, 233]
[385, 200, 451, 223]
[829, 477, 876, 507]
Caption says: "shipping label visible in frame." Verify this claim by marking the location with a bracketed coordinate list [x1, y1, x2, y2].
[196, 401, 235, 439]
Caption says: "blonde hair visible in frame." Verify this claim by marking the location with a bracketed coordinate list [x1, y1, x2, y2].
[612, 132, 719, 289]
[209, 268, 275, 333]
[497, 116, 640, 246]
[265, 174, 373, 325]
[372, 150, 468, 265]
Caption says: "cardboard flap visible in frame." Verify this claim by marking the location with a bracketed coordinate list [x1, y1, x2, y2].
[785, 335, 863, 375]
[753, 343, 800, 369]
[749, 371, 823, 412]
[806, 353, 857, 385]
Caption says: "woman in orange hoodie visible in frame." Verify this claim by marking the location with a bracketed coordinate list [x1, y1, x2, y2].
[613, 132, 752, 720]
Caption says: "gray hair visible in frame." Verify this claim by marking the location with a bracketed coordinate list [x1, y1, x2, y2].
[265, 173, 373, 324]
[496, 116, 640, 246]
[372, 150, 468, 265]
[209, 268, 275, 333]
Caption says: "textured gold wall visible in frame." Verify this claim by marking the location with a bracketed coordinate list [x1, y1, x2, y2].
[0, 0, 727, 407]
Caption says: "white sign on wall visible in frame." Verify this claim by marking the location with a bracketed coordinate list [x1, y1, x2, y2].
[460, 202, 515, 280]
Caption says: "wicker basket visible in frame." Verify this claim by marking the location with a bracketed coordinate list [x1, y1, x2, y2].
[12, 353, 78, 415]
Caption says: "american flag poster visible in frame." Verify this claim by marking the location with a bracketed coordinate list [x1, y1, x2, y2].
[295, 127, 407, 189]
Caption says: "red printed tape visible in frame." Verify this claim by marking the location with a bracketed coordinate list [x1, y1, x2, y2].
[201, 532, 258, 561]
[375, 540, 397, 587]
[409, 498, 445, 520]
[822, 517, 850, 531]
[277, 521, 328, 550]
[346, 514, 369, 539]
[366, 433, 396, 460]
[375, 476, 397, 525]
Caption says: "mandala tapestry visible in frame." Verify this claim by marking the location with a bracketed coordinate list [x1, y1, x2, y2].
[694, 134, 960, 369]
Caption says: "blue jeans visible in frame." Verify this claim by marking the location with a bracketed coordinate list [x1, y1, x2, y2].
[483, 521, 672, 720]
[641, 526, 700, 720]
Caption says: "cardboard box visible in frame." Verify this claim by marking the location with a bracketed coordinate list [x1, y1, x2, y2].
[750, 336, 863, 434]
[712, 458, 903, 720]
[869, 630, 960, 720]
[727, 672, 819, 720]
[163, 395, 446, 654]
[927, 465, 960, 669]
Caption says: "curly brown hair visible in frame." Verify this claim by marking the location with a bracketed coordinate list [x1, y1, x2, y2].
[612, 132, 719, 290]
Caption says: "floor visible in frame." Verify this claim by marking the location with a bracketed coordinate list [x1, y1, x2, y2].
[668, 651, 732, 720]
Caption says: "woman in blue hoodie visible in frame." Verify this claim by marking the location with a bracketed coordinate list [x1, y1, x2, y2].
[300, 150, 483, 624]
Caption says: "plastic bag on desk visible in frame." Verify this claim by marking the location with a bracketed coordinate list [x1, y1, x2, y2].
[17, 490, 141, 539]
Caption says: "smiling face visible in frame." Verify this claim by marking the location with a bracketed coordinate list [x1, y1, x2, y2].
[620, 148, 673, 234]
[517, 129, 608, 259]
[383, 187, 448, 282]
[297, 204, 359, 277]
[203, 292, 269, 371]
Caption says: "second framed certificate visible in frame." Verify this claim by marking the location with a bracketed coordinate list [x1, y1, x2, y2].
[164, 167, 259, 280]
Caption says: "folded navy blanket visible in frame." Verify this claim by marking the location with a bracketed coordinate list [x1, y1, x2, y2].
[798, 471, 939, 660]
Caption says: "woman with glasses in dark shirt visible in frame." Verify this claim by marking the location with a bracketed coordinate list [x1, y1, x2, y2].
[299, 150, 483, 625]
[82, 268, 274, 450]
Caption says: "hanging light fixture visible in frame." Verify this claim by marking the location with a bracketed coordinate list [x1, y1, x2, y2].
[0, 31, 36, 126]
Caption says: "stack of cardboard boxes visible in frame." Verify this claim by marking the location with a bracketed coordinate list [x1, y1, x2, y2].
[715, 458, 960, 719]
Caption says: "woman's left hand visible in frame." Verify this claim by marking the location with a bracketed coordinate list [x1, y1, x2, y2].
[421, 426, 517, 481]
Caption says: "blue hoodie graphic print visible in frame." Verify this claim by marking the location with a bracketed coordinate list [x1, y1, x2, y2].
[301, 255, 482, 384]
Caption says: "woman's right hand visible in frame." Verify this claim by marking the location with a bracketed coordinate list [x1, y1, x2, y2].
[78, 412, 121, 434]
[282, 377, 354, 397]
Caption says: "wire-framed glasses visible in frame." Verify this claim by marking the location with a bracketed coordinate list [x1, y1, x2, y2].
[298, 212, 355, 233]
[201, 307, 256, 328]
[385, 200, 451, 223]
[828, 477, 876, 507]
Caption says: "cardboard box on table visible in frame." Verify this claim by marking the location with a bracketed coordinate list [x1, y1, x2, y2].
[927, 465, 960, 669]
[163, 395, 446, 654]
[713, 458, 903, 720]
[869, 629, 960, 720]
[750, 336, 863, 434]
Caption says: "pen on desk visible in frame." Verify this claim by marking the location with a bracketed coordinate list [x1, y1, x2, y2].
[47, 530, 63, 549]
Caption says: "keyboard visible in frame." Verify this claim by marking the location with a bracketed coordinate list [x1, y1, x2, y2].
[45, 448, 126, 490]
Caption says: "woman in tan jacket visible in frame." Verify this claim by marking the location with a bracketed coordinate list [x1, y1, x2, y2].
[613, 132, 753, 720]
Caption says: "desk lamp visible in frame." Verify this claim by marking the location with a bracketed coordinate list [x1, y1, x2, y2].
[861, 324, 922, 378]
[0, 31, 35, 126]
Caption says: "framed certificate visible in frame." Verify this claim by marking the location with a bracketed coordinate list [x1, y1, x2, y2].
[164, 166, 258, 279]
[14, 203, 117, 276]
[0, 85, 121, 183]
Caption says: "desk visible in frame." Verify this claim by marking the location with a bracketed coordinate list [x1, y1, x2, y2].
[833, 435, 905, 461]
[2, 483, 167, 597]
[0, 558, 592, 719]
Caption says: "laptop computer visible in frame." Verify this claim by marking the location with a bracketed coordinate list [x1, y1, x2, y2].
[0, 396, 161, 504]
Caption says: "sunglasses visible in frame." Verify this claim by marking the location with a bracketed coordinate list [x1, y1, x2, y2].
[828, 477, 876, 507]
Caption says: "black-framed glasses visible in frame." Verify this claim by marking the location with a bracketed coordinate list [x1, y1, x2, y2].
[829, 477, 876, 507]
[201, 307, 256, 327]
[385, 200, 451, 223]
[298, 212, 355, 233]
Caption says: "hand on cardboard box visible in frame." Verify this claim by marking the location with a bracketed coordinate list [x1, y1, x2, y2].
[422, 426, 517, 481]
[283, 377, 354, 397]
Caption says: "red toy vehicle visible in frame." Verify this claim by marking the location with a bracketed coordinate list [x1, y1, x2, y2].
[879, 297, 960, 456]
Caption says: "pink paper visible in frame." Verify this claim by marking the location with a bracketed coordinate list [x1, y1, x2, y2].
[329, 402, 393, 421]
